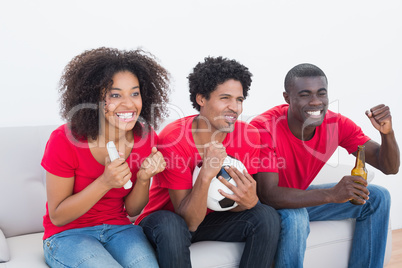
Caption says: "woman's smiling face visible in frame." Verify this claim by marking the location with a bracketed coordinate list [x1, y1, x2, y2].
[103, 71, 142, 133]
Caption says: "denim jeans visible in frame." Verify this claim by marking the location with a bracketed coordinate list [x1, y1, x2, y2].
[139, 203, 281, 268]
[43, 224, 158, 268]
[274, 183, 391, 268]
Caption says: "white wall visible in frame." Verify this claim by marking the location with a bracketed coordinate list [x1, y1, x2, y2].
[1, 0, 401, 229]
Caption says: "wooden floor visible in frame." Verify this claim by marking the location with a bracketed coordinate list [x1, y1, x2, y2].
[387, 229, 402, 267]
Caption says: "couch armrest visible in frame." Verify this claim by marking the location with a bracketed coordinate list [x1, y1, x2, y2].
[0, 229, 10, 263]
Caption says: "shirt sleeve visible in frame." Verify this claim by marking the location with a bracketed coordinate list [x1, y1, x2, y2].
[41, 127, 78, 178]
[156, 132, 195, 190]
[250, 118, 279, 173]
[338, 115, 371, 154]
[242, 123, 261, 175]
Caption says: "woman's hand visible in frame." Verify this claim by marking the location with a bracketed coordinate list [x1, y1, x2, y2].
[101, 153, 132, 189]
[137, 147, 166, 182]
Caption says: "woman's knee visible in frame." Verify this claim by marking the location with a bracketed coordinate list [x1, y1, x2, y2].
[44, 234, 120, 268]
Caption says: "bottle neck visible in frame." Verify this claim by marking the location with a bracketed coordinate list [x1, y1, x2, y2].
[355, 146, 366, 169]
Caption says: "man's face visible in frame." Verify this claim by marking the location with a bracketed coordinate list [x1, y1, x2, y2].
[198, 79, 244, 133]
[285, 76, 328, 128]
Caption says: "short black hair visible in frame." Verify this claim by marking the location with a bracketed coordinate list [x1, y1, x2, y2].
[188, 56, 252, 111]
[59, 47, 170, 140]
[284, 63, 327, 92]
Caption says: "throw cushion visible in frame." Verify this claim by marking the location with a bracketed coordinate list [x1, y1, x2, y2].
[0, 229, 10, 262]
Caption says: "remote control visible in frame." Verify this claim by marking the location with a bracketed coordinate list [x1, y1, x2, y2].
[106, 141, 133, 189]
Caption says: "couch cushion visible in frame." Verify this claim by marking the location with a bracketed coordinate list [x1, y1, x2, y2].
[190, 241, 244, 268]
[3, 233, 47, 268]
[304, 220, 355, 267]
[307, 219, 355, 248]
[0, 229, 10, 263]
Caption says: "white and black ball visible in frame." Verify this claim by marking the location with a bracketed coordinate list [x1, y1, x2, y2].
[192, 156, 247, 211]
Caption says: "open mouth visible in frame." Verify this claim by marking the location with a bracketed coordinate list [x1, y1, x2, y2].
[306, 110, 322, 117]
[116, 112, 136, 122]
[307, 110, 321, 116]
[224, 114, 237, 123]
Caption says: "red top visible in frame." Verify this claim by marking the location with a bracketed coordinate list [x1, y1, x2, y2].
[250, 104, 370, 190]
[135, 115, 261, 224]
[41, 124, 157, 239]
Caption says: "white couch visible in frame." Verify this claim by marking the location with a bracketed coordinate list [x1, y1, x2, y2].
[0, 125, 392, 267]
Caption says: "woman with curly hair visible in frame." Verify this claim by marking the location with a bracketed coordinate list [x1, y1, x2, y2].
[41, 47, 170, 267]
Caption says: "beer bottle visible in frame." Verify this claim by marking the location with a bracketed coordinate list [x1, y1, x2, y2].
[351, 145, 367, 181]
[350, 145, 367, 205]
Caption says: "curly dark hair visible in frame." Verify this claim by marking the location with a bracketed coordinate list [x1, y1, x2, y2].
[59, 47, 170, 140]
[188, 56, 252, 111]
[284, 63, 328, 92]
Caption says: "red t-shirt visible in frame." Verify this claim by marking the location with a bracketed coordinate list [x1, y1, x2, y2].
[41, 124, 157, 239]
[250, 104, 370, 190]
[135, 115, 261, 224]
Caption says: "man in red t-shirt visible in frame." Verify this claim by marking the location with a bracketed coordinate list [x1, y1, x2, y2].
[250, 63, 400, 268]
[137, 56, 280, 268]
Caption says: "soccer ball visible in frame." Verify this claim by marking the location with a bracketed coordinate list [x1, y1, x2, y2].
[192, 156, 247, 211]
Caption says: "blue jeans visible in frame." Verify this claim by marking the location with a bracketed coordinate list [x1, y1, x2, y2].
[43, 224, 158, 268]
[274, 183, 391, 268]
[139, 203, 280, 268]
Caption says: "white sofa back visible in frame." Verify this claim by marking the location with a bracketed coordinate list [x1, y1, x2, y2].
[0, 125, 56, 239]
